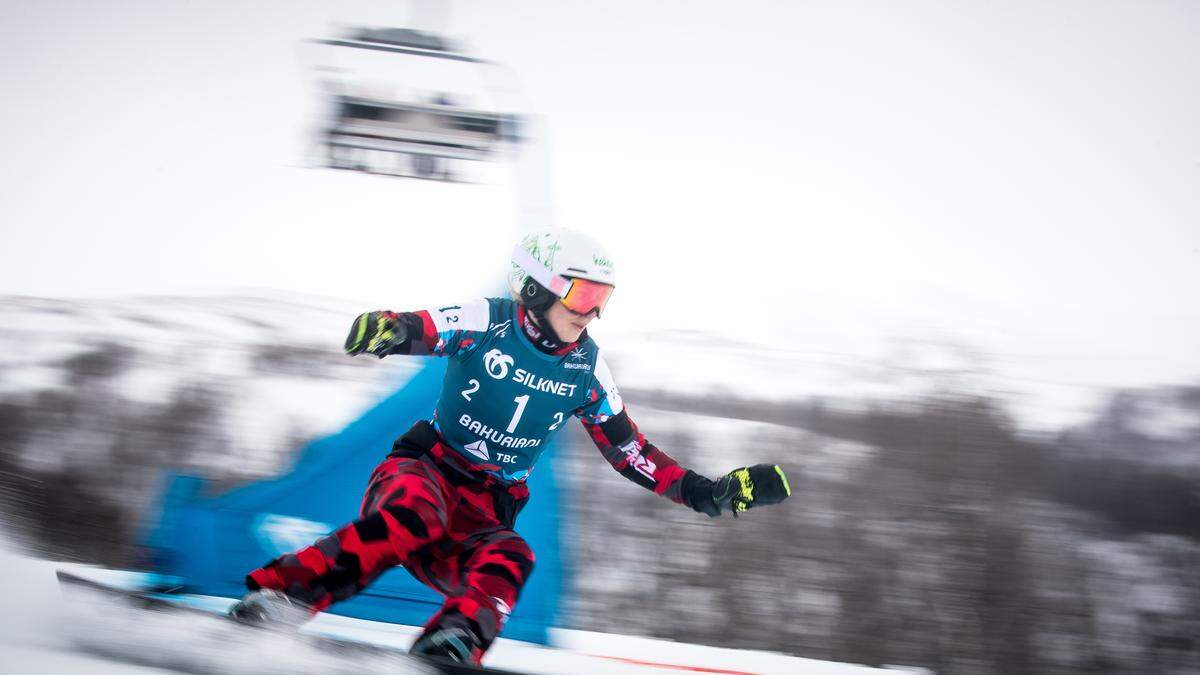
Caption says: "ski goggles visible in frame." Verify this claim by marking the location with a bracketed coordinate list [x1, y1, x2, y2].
[512, 244, 615, 317]
[559, 277, 614, 317]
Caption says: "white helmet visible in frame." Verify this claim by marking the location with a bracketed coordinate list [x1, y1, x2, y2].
[509, 228, 616, 316]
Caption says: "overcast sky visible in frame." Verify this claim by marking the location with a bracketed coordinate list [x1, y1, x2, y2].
[2, 0, 1198, 395]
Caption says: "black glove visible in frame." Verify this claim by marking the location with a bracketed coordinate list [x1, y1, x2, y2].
[344, 311, 409, 358]
[684, 464, 792, 518]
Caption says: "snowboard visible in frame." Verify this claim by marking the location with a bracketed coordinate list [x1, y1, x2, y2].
[56, 569, 528, 675]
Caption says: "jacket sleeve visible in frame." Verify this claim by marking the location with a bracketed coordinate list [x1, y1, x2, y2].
[380, 299, 492, 358]
[576, 355, 708, 509]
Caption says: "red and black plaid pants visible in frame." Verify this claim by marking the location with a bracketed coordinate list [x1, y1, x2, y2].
[246, 423, 535, 662]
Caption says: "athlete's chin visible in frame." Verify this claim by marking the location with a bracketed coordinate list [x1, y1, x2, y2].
[562, 326, 585, 343]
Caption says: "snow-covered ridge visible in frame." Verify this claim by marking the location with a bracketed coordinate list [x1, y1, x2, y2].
[5, 289, 1191, 438]
[0, 291, 1020, 480]
[2, 290, 1197, 498]
[0, 293, 420, 478]
[599, 322, 1200, 438]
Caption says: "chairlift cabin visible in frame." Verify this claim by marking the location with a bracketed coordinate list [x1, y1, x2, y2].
[311, 27, 523, 183]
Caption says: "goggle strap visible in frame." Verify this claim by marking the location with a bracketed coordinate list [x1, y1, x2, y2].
[512, 245, 573, 298]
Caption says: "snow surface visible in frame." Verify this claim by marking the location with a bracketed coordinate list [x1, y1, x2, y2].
[2, 538, 888, 674]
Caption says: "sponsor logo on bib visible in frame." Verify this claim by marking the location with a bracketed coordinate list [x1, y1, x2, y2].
[484, 348, 514, 379]
[464, 439, 490, 461]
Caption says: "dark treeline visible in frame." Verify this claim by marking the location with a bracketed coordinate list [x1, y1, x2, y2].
[623, 387, 1200, 540]
[566, 387, 1200, 672]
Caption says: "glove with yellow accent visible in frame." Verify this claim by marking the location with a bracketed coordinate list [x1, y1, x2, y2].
[687, 464, 792, 518]
[344, 311, 409, 358]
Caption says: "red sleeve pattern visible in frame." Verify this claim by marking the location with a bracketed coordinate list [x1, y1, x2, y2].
[579, 408, 689, 504]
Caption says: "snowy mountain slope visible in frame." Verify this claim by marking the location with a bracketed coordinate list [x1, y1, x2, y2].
[0, 293, 420, 476]
[0, 290, 1059, 499]
[1, 292, 1197, 672]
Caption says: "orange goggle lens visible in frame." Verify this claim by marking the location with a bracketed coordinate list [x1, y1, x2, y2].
[560, 278, 614, 317]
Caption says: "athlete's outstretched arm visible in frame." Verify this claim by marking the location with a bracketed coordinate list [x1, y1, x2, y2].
[579, 408, 691, 504]
[344, 302, 491, 358]
[578, 357, 792, 517]
[580, 410, 791, 517]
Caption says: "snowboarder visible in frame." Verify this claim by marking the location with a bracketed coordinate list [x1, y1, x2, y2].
[230, 228, 792, 664]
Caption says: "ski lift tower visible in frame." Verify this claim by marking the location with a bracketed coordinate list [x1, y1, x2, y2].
[310, 27, 523, 183]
